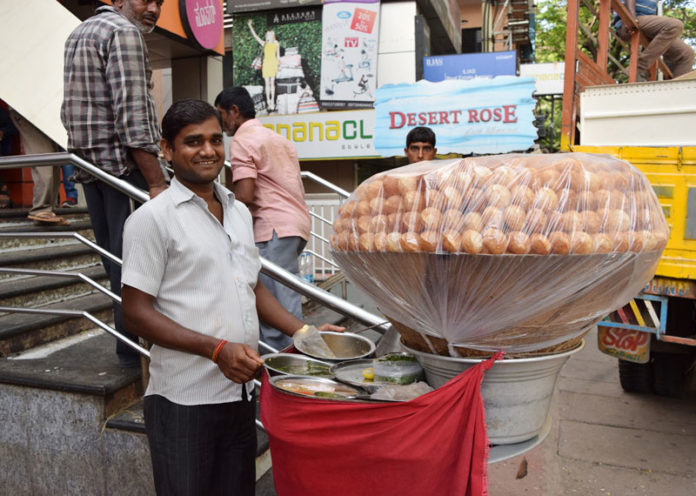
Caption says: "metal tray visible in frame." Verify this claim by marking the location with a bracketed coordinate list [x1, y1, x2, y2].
[330, 359, 394, 393]
[261, 353, 334, 379]
[269, 375, 363, 401]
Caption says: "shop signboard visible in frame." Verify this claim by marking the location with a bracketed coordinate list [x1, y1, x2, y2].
[258, 109, 378, 159]
[320, 0, 380, 110]
[232, 7, 322, 116]
[373, 77, 536, 156]
[423, 51, 516, 82]
[228, 0, 323, 14]
[179, 0, 224, 51]
[519, 62, 565, 96]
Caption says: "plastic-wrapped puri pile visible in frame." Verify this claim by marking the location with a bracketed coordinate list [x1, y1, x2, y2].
[330, 153, 669, 355]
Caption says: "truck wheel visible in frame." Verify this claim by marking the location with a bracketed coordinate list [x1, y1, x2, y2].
[618, 359, 652, 393]
[652, 352, 689, 397]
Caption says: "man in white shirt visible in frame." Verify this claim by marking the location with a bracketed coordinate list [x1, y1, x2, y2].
[121, 99, 340, 495]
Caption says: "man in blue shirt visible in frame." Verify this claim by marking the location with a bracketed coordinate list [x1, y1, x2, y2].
[615, 0, 694, 81]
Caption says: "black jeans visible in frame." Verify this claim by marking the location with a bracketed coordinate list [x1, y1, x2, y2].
[144, 394, 257, 496]
[82, 170, 148, 366]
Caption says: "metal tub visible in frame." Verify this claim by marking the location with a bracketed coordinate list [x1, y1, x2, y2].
[402, 341, 584, 445]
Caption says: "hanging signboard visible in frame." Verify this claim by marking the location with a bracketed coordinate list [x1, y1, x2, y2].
[373, 77, 537, 156]
[320, 0, 380, 110]
[232, 7, 322, 116]
[228, 0, 323, 14]
[258, 109, 377, 159]
[519, 62, 565, 96]
[423, 51, 517, 82]
[179, 0, 224, 51]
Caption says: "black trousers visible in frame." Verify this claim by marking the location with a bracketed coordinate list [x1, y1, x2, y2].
[144, 394, 257, 496]
[82, 170, 148, 366]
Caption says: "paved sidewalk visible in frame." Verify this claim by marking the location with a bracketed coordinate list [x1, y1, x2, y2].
[488, 329, 696, 495]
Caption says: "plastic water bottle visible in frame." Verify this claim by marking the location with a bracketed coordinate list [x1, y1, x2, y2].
[300, 253, 314, 283]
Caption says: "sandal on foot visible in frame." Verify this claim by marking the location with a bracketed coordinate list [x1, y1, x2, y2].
[27, 211, 70, 225]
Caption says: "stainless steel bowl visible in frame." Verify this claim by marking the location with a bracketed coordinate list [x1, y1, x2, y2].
[295, 331, 376, 361]
[261, 353, 334, 379]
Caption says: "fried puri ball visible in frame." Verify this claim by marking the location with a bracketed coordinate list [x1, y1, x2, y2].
[549, 231, 570, 255]
[530, 233, 551, 254]
[485, 184, 512, 208]
[482, 228, 507, 254]
[593, 233, 613, 253]
[534, 187, 559, 212]
[461, 229, 484, 254]
[524, 208, 548, 234]
[359, 233, 374, 251]
[420, 207, 443, 231]
[419, 231, 439, 252]
[570, 231, 593, 254]
[442, 230, 462, 253]
[507, 231, 530, 254]
[386, 232, 402, 252]
[401, 211, 423, 232]
[463, 211, 484, 232]
[400, 232, 421, 252]
[373, 232, 388, 252]
[511, 185, 535, 210]
[503, 205, 526, 231]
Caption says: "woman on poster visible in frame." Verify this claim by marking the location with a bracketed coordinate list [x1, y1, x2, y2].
[248, 19, 280, 112]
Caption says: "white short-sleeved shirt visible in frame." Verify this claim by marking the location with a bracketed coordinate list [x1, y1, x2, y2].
[122, 177, 261, 405]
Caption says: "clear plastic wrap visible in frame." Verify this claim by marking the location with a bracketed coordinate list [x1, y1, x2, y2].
[329, 153, 669, 354]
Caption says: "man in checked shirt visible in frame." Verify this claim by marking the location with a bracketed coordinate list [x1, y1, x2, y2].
[61, 0, 168, 368]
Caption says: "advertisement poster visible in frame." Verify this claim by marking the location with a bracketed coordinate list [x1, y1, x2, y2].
[373, 77, 536, 156]
[423, 51, 517, 82]
[232, 7, 322, 115]
[228, 0, 323, 14]
[519, 62, 565, 96]
[320, 0, 380, 109]
[258, 109, 377, 159]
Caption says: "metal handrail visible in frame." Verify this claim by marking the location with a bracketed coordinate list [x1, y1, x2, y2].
[0, 267, 119, 302]
[0, 232, 121, 265]
[0, 306, 149, 357]
[0, 152, 388, 333]
[300, 170, 351, 198]
[0, 152, 149, 202]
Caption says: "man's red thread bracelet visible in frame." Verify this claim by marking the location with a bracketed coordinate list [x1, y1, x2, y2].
[211, 339, 228, 363]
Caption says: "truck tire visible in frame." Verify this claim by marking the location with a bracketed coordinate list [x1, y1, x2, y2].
[652, 352, 689, 397]
[618, 359, 652, 393]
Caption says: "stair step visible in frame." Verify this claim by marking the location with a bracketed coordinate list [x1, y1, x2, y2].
[0, 331, 142, 416]
[0, 220, 94, 250]
[0, 264, 107, 308]
[0, 291, 114, 356]
[0, 241, 98, 265]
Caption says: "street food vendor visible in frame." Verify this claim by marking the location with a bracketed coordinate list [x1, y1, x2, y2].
[121, 99, 341, 495]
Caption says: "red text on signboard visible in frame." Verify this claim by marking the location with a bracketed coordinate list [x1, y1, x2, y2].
[389, 105, 518, 129]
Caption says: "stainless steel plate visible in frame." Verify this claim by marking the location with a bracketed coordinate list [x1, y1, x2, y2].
[262, 353, 334, 379]
[269, 375, 362, 400]
[330, 359, 392, 393]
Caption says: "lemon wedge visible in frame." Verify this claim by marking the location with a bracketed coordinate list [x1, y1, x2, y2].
[362, 367, 374, 381]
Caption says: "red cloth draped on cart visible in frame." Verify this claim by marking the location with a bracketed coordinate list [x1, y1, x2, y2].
[260, 354, 501, 496]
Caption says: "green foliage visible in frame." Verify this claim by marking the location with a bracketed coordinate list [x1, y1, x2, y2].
[232, 14, 323, 93]
[533, 0, 696, 151]
[535, 0, 696, 63]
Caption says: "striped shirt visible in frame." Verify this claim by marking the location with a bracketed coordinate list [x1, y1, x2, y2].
[122, 178, 261, 405]
[61, 6, 161, 182]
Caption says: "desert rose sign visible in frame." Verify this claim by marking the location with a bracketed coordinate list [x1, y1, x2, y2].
[179, 0, 223, 51]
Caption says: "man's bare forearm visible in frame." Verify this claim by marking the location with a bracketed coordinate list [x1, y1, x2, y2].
[130, 148, 167, 196]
